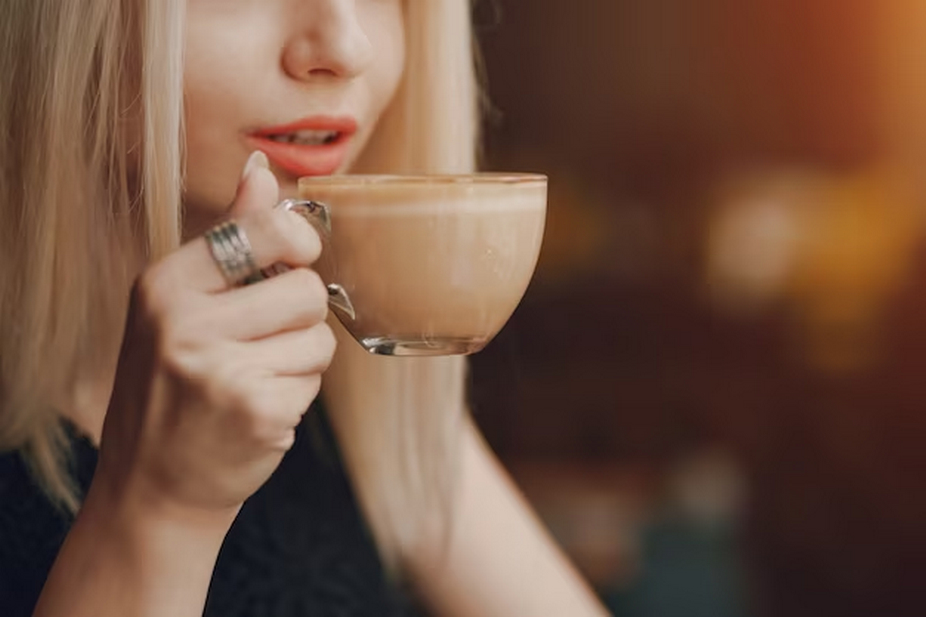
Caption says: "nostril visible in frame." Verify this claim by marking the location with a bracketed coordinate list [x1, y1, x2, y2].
[281, 11, 373, 82]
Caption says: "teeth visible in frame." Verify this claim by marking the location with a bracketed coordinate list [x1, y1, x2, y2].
[268, 130, 339, 146]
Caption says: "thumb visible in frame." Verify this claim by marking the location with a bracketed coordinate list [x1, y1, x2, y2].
[228, 151, 279, 218]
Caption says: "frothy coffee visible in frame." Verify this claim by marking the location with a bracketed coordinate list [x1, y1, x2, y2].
[299, 175, 547, 355]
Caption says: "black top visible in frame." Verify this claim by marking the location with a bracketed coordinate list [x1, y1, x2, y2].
[0, 407, 421, 617]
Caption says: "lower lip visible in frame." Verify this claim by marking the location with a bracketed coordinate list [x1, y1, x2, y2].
[245, 135, 351, 178]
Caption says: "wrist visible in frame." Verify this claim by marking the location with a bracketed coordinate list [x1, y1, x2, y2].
[79, 473, 238, 559]
[35, 475, 238, 617]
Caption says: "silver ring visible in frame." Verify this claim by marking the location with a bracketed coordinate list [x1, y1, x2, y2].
[204, 220, 259, 287]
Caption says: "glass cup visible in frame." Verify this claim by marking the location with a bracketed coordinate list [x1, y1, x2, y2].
[283, 173, 547, 356]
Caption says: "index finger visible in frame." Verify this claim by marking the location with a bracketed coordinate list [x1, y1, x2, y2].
[172, 207, 323, 293]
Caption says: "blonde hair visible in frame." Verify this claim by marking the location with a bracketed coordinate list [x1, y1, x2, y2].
[0, 0, 478, 563]
[0, 0, 184, 511]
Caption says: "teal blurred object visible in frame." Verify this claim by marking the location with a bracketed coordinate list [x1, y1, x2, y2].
[603, 514, 748, 617]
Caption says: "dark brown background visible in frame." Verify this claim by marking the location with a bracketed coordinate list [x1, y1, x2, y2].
[470, 2, 926, 616]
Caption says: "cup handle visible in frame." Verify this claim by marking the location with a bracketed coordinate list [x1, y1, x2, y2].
[256, 199, 356, 321]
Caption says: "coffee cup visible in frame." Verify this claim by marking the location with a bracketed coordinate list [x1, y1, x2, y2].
[284, 173, 547, 356]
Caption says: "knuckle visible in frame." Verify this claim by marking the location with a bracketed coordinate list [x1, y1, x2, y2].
[291, 265, 321, 290]
[133, 266, 171, 320]
[155, 321, 185, 365]
[153, 303, 208, 365]
[316, 324, 337, 363]
[157, 325, 209, 379]
[304, 324, 337, 373]
[289, 269, 328, 321]
[134, 261, 204, 332]
[273, 430, 297, 453]
[298, 374, 323, 405]
[224, 378, 265, 418]
[132, 269, 199, 369]
[300, 268, 327, 298]
[227, 383, 294, 448]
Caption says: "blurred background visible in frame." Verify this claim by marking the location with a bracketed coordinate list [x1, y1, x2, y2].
[469, 1, 926, 616]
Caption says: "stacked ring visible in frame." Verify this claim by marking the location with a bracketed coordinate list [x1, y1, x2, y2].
[204, 220, 260, 287]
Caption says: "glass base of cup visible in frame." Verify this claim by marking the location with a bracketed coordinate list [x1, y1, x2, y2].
[359, 336, 487, 356]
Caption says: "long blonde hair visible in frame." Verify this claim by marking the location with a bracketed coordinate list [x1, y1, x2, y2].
[0, 0, 478, 562]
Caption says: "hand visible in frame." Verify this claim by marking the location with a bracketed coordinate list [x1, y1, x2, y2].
[92, 152, 335, 522]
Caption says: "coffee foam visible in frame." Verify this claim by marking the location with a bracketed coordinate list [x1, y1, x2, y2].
[328, 194, 544, 218]
[301, 183, 547, 218]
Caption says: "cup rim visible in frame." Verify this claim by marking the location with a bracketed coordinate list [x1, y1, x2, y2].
[299, 172, 547, 187]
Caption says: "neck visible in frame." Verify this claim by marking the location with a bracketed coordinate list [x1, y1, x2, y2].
[62, 364, 118, 446]
[56, 304, 127, 446]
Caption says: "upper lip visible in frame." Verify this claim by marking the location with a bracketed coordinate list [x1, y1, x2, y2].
[251, 115, 358, 139]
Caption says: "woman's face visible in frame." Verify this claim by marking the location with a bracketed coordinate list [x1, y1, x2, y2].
[183, 0, 405, 233]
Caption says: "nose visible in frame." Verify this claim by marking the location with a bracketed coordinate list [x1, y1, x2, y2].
[282, 0, 374, 82]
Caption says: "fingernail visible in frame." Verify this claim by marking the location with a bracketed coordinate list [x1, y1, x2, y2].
[241, 151, 269, 181]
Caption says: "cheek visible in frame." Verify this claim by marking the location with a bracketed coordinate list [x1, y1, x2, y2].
[182, 64, 252, 217]
[182, 14, 271, 214]
[182, 84, 240, 214]
[365, 8, 406, 113]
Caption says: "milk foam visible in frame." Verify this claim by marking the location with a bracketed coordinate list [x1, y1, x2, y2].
[326, 193, 545, 218]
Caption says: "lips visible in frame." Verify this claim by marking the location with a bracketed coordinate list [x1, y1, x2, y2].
[247, 116, 358, 178]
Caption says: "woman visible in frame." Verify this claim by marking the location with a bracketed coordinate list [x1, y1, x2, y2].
[0, 1, 608, 615]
